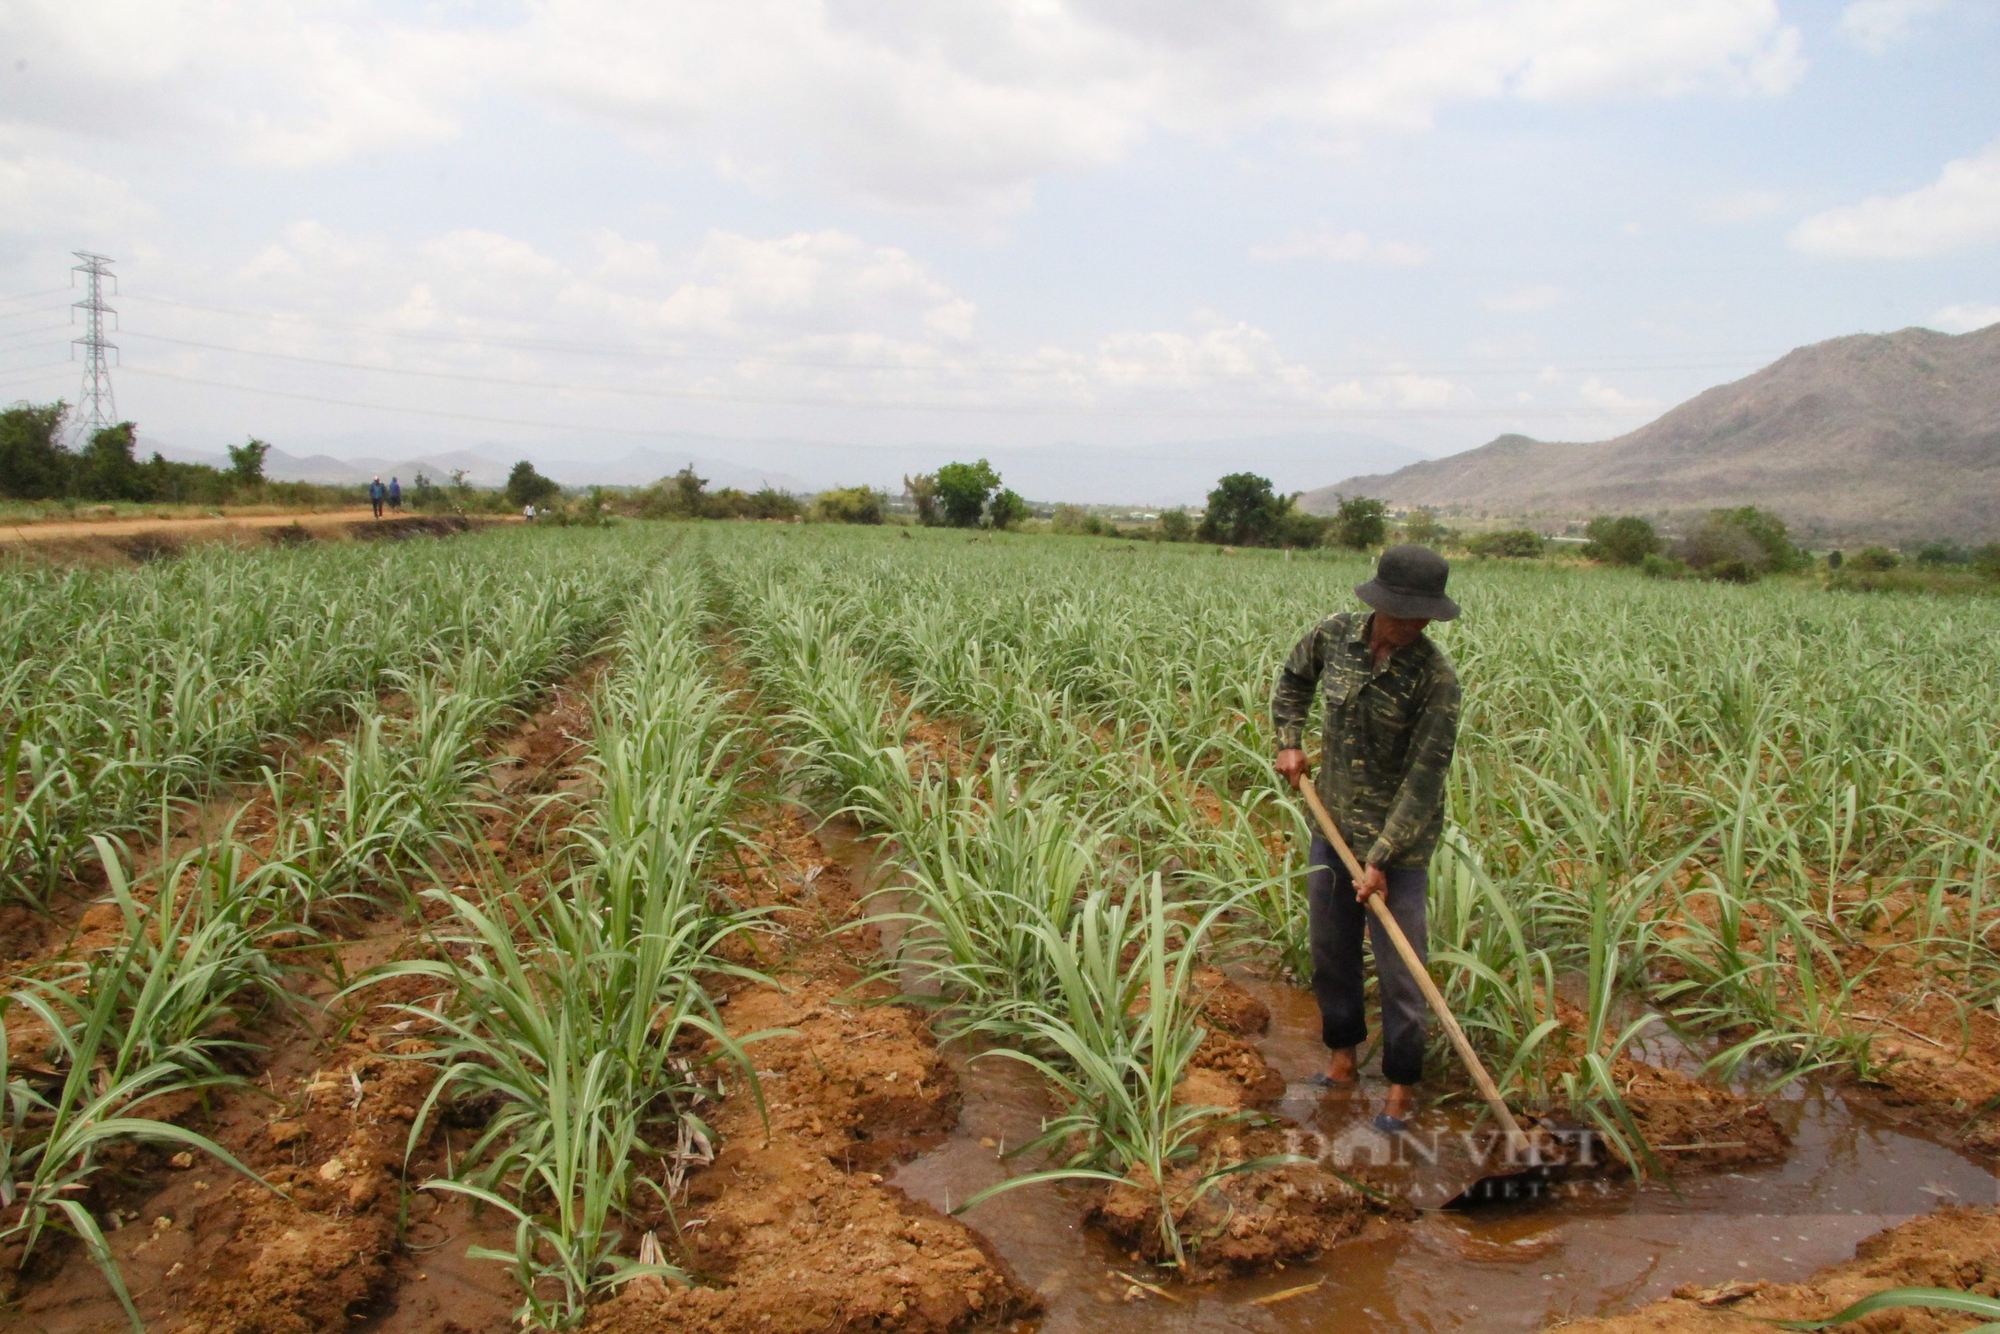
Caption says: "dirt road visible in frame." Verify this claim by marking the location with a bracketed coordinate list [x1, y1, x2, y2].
[0, 508, 384, 544]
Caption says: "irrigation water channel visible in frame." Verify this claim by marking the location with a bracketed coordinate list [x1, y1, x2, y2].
[821, 823, 2000, 1333]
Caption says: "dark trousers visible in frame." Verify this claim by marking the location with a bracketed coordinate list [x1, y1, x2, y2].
[1307, 836, 1430, 1086]
[371, 497, 384, 518]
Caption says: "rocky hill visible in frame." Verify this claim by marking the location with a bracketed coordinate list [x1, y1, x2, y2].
[1302, 322, 2000, 542]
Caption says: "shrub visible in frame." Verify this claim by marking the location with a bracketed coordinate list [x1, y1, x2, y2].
[1466, 529, 1545, 558]
[1155, 508, 1193, 542]
[812, 486, 886, 524]
[1975, 543, 2000, 581]
[1582, 515, 1660, 566]
[0, 401, 73, 499]
[1916, 541, 1968, 568]
[1639, 553, 1686, 580]
[1852, 545, 1899, 572]
[1051, 504, 1109, 536]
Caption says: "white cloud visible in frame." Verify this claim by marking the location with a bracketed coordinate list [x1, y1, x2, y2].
[0, 0, 1807, 213]
[0, 153, 151, 235]
[1790, 137, 2000, 258]
[1484, 284, 1567, 313]
[1249, 225, 1428, 265]
[1930, 302, 2000, 333]
[1836, 0, 1950, 55]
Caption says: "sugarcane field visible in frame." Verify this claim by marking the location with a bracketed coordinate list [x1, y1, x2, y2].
[2, 516, 1996, 1334]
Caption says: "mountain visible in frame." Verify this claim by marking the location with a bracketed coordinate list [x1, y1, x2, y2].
[1303, 323, 2000, 542]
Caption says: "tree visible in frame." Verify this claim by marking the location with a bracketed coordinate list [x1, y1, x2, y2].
[1400, 508, 1447, 547]
[227, 437, 270, 488]
[813, 486, 885, 524]
[934, 459, 1001, 528]
[77, 422, 143, 501]
[1466, 529, 1545, 558]
[988, 488, 1029, 530]
[1675, 506, 1805, 580]
[669, 464, 707, 516]
[1198, 472, 1286, 545]
[0, 400, 73, 499]
[1582, 514, 1660, 566]
[1973, 543, 2000, 581]
[1155, 508, 1193, 542]
[903, 473, 941, 526]
[505, 460, 561, 509]
[1332, 495, 1388, 550]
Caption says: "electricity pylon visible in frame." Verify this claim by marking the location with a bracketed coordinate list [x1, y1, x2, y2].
[71, 251, 118, 441]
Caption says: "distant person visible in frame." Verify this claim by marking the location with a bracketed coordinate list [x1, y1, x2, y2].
[368, 476, 386, 519]
[524, 503, 535, 521]
[388, 476, 402, 512]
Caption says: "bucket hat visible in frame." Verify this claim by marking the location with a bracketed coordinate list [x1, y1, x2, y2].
[1355, 544, 1460, 621]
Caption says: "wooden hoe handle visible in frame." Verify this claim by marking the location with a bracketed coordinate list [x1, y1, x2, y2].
[1293, 775, 1531, 1156]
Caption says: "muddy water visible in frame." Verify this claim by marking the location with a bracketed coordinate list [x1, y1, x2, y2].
[891, 980, 1999, 1332]
[809, 821, 1999, 1331]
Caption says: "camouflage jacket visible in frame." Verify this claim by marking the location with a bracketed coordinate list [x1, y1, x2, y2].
[1271, 611, 1460, 868]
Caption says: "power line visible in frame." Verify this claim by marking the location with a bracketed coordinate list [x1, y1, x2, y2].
[118, 292, 1780, 382]
[123, 362, 1654, 427]
[71, 252, 118, 438]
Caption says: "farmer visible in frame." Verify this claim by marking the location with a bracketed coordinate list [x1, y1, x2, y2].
[369, 475, 386, 519]
[1271, 544, 1460, 1133]
[388, 476, 402, 512]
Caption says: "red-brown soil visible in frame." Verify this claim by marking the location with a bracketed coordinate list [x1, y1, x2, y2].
[585, 851, 1037, 1334]
[1555, 1205, 2000, 1333]
[1092, 1122, 1410, 1282]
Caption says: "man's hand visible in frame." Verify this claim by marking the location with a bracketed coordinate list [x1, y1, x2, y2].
[1275, 748, 1308, 789]
[1354, 864, 1388, 903]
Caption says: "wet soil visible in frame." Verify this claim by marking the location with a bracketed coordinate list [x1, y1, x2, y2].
[3, 667, 597, 1334]
[585, 832, 1037, 1334]
[1558, 1204, 2000, 1333]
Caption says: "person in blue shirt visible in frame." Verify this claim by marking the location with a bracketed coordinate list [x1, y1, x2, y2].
[388, 476, 402, 512]
[369, 476, 386, 519]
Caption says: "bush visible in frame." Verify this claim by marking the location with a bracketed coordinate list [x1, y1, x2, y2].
[1155, 508, 1193, 542]
[1583, 514, 1660, 566]
[812, 486, 886, 524]
[1975, 543, 2000, 581]
[1916, 541, 1968, 568]
[1852, 545, 1899, 572]
[1331, 495, 1387, 550]
[1639, 553, 1686, 580]
[1465, 528, 1545, 558]
[1051, 504, 1110, 537]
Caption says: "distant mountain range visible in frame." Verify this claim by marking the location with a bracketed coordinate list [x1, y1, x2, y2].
[1302, 323, 2000, 542]
[148, 431, 1424, 507]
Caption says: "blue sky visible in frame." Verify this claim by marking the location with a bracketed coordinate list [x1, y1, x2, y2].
[1, 0, 1996, 500]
